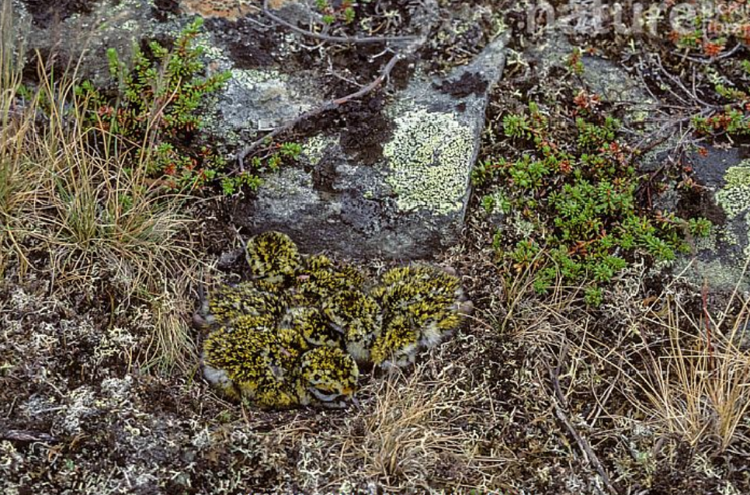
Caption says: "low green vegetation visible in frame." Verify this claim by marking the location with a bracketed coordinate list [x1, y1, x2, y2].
[75, 18, 300, 195]
[475, 100, 711, 304]
[692, 59, 750, 139]
[315, 0, 362, 25]
[75, 18, 230, 191]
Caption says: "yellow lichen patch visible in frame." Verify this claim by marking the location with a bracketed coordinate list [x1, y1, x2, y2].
[716, 161, 750, 218]
[383, 108, 474, 215]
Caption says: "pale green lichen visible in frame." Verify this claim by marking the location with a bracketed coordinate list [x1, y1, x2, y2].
[716, 160, 750, 217]
[383, 109, 473, 215]
[724, 163, 750, 188]
[301, 135, 336, 167]
[715, 160, 750, 257]
[230, 68, 287, 87]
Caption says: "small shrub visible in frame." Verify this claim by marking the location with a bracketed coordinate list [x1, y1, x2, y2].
[691, 61, 750, 139]
[481, 101, 711, 303]
[314, 0, 361, 25]
[75, 18, 231, 191]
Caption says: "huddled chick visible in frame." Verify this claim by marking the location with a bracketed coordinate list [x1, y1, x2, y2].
[293, 254, 365, 304]
[198, 282, 286, 328]
[322, 289, 382, 365]
[202, 315, 303, 408]
[299, 347, 359, 408]
[202, 312, 359, 409]
[198, 231, 469, 409]
[370, 266, 471, 370]
[244, 230, 301, 290]
[279, 306, 344, 349]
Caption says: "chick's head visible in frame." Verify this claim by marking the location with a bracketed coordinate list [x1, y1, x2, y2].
[299, 346, 359, 407]
[322, 290, 382, 363]
[245, 231, 301, 289]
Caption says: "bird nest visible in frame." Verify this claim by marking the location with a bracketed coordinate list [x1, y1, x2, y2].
[196, 231, 471, 409]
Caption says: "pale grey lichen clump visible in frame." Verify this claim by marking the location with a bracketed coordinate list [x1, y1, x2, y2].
[301, 134, 337, 167]
[716, 163, 750, 217]
[715, 160, 750, 257]
[383, 109, 473, 215]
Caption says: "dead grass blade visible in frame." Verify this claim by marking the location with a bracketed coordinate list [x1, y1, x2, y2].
[582, 274, 750, 452]
[0, 6, 204, 370]
[332, 362, 507, 492]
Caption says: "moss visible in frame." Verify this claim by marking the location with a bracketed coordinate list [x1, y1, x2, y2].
[383, 109, 474, 215]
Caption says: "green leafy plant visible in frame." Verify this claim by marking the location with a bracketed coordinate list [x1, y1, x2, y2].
[692, 60, 750, 139]
[75, 18, 230, 191]
[482, 101, 711, 305]
[74, 18, 302, 195]
[314, 0, 360, 25]
[566, 48, 585, 76]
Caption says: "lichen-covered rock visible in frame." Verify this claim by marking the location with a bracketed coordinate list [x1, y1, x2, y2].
[235, 35, 508, 259]
[17, 0, 507, 260]
[672, 148, 750, 293]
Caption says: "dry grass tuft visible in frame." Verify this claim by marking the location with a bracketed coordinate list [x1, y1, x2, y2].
[616, 293, 750, 452]
[265, 355, 509, 493]
[139, 274, 201, 372]
[0, 0, 202, 370]
[330, 361, 507, 492]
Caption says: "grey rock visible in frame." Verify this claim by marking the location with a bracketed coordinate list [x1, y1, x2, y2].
[233, 35, 508, 259]
[16, 0, 508, 260]
[670, 146, 750, 293]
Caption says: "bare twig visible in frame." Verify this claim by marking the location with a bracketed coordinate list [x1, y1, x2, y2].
[546, 362, 621, 495]
[235, 49, 405, 170]
[1, 429, 57, 443]
[262, 0, 418, 44]
[670, 43, 744, 64]
[654, 54, 720, 110]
